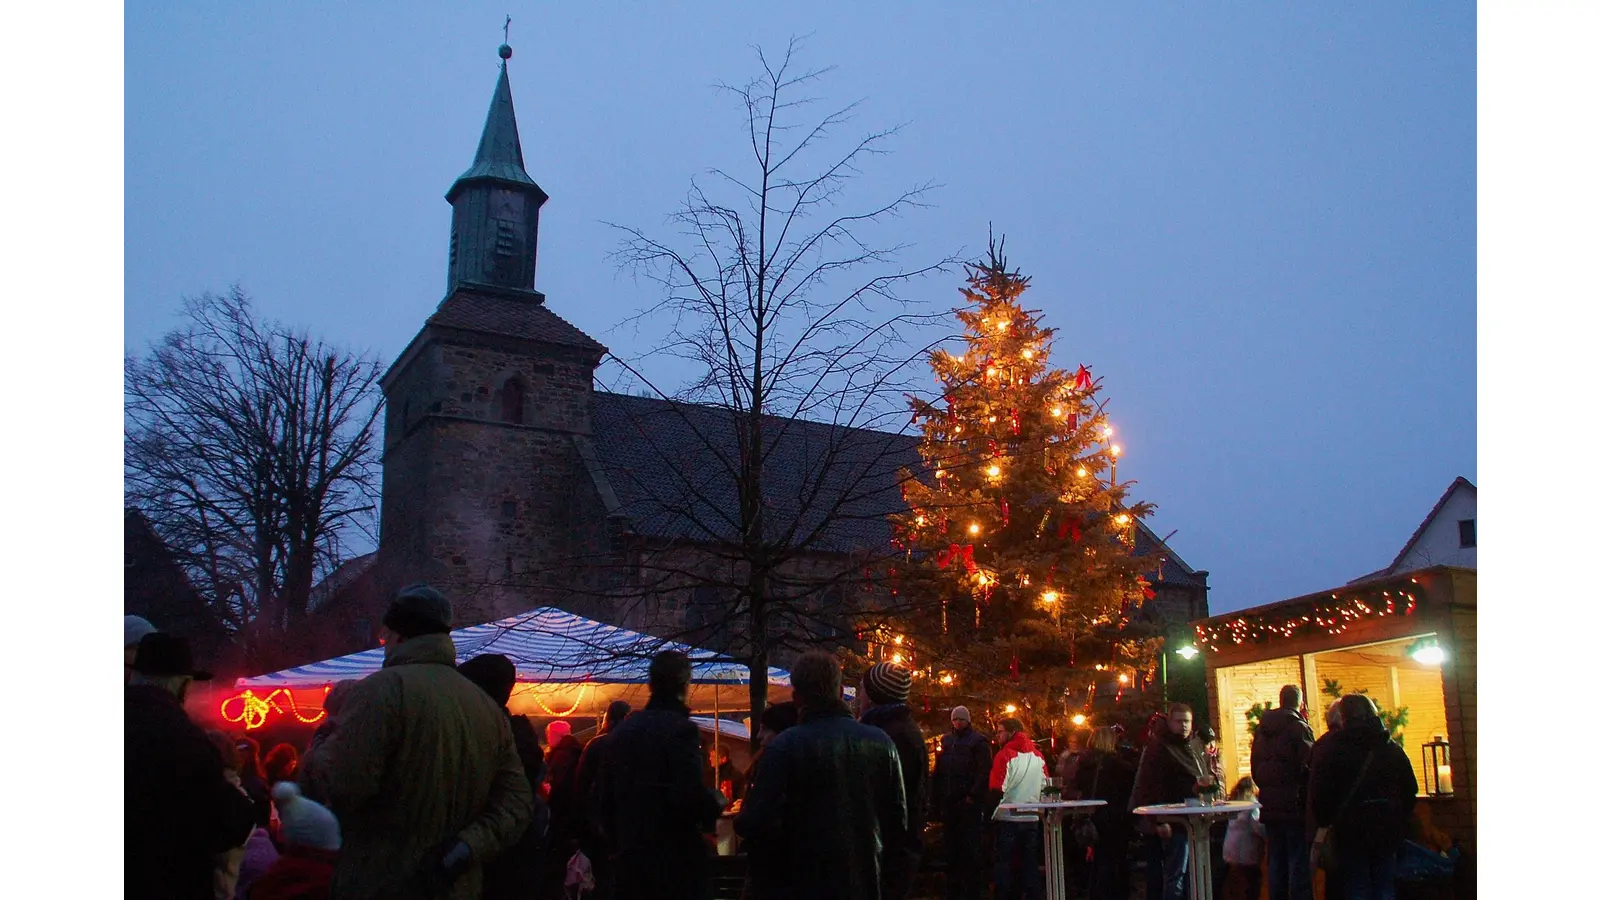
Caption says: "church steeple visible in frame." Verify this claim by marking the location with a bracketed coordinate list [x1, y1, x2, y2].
[445, 40, 549, 299]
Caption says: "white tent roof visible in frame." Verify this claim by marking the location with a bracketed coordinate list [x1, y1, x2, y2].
[235, 607, 792, 690]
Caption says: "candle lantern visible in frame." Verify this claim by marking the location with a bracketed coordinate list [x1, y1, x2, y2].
[1422, 734, 1454, 796]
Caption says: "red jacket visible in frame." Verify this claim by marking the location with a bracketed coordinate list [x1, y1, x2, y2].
[988, 732, 1047, 822]
[248, 848, 337, 900]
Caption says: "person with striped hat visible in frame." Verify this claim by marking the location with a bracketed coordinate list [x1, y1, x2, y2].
[858, 662, 928, 900]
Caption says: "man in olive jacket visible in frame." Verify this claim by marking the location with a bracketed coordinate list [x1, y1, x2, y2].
[299, 585, 534, 900]
[1250, 684, 1315, 900]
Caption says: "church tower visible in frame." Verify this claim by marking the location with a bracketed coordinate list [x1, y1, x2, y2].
[376, 42, 609, 626]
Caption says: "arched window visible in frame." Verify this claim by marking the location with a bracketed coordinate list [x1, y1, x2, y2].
[500, 377, 526, 424]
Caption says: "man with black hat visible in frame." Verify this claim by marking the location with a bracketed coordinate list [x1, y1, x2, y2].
[298, 584, 533, 900]
[599, 650, 726, 900]
[859, 662, 928, 900]
[126, 632, 258, 900]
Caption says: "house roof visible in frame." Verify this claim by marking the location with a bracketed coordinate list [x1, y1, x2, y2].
[427, 288, 607, 355]
[1348, 476, 1476, 584]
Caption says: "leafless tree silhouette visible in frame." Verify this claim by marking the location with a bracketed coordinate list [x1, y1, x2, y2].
[590, 39, 961, 727]
[125, 287, 384, 669]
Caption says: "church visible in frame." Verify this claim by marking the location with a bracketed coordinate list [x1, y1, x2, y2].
[301, 46, 1211, 671]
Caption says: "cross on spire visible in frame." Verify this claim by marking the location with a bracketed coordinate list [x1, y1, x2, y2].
[503, 15, 511, 45]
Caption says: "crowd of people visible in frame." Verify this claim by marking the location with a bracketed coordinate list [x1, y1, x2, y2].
[125, 586, 1430, 900]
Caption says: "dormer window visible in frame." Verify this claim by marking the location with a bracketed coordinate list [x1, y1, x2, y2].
[1458, 519, 1476, 548]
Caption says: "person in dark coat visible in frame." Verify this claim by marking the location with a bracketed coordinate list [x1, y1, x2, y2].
[600, 651, 726, 900]
[575, 700, 631, 900]
[1075, 726, 1137, 900]
[931, 705, 992, 900]
[235, 735, 274, 829]
[735, 652, 907, 900]
[741, 701, 800, 900]
[857, 662, 928, 900]
[1251, 685, 1315, 900]
[1129, 703, 1216, 900]
[458, 653, 550, 900]
[1308, 695, 1417, 900]
[126, 633, 258, 900]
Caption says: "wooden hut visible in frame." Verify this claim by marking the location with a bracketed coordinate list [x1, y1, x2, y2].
[1194, 565, 1476, 852]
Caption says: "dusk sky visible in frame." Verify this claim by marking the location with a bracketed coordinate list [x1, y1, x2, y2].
[125, 3, 1476, 615]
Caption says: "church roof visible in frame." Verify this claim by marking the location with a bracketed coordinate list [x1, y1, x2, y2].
[428, 288, 606, 355]
[589, 393, 1205, 584]
[590, 393, 919, 554]
[447, 59, 545, 201]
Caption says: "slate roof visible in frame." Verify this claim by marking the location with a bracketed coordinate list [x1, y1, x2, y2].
[590, 392, 920, 554]
[428, 288, 607, 355]
[590, 392, 1206, 582]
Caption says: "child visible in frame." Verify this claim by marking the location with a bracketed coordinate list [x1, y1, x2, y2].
[247, 783, 340, 900]
[1222, 776, 1266, 900]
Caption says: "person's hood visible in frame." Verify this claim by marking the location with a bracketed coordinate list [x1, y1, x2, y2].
[1257, 705, 1307, 737]
[1002, 731, 1039, 755]
[382, 632, 457, 668]
[1330, 714, 1392, 751]
[860, 701, 912, 729]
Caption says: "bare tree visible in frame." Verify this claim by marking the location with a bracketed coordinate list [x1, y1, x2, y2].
[125, 287, 383, 669]
[598, 40, 960, 728]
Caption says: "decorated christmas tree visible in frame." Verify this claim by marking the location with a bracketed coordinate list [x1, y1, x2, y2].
[884, 238, 1157, 727]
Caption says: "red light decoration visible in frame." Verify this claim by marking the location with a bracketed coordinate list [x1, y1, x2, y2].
[220, 686, 330, 731]
[1192, 589, 1421, 652]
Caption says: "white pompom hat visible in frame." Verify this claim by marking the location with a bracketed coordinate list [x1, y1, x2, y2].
[272, 782, 341, 852]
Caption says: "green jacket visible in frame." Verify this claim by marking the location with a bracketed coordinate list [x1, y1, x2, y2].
[299, 633, 533, 900]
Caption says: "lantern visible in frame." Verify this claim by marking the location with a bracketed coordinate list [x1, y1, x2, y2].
[1422, 734, 1454, 796]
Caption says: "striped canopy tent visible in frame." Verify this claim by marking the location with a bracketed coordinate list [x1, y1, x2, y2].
[231, 607, 793, 722]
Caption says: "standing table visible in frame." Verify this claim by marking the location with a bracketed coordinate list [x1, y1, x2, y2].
[1132, 800, 1258, 900]
[997, 800, 1106, 900]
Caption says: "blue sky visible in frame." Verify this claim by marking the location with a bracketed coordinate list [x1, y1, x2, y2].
[125, 2, 1475, 614]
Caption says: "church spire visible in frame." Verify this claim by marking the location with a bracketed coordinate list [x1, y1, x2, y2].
[447, 41, 545, 201]
[444, 36, 549, 298]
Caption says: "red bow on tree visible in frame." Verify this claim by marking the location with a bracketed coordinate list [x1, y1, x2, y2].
[935, 544, 977, 573]
[1056, 517, 1083, 543]
[1073, 365, 1093, 392]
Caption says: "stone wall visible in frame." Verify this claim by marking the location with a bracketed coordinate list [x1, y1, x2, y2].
[377, 326, 604, 627]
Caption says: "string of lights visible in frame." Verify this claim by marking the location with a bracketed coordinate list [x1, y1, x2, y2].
[1193, 586, 1420, 651]
[219, 687, 330, 731]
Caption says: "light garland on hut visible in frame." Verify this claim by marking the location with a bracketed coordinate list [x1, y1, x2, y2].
[1193, 586, 1420, 651]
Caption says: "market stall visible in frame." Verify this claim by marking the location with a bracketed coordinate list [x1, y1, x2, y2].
[220, 607, 795, 731]
[1193, 565, 1475, 853]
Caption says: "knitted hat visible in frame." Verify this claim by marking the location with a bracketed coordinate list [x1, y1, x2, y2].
[124, 615, 157, 648]
[382, 584, 452, 638]
[272, 782, 341, 852]
[864, 663, 912, 705]
[950, 705, 972, 723]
